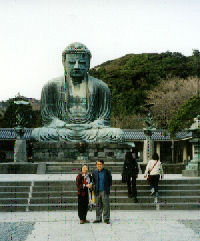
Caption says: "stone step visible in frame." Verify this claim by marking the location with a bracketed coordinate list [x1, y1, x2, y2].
[0, 180, 199, 187]
[0, 181, 200, 193]
[33, 179, 200, 185]
[0, 203, 199, 212]
[0, 192, 29, 198]
[0, 186, 30, 192]
[1, 190, 199, 200]
[31, 184, 200, 192]
[31, 190, 200, 198]
[0, 179, 199, 211]
[28, 196, 200, 204]
[46, 164, 124, 168]
[47, 166, 123, 170]
[47, 164, 124, 167]
[46, 168, 123, 174]
[0, 205, 27, 212]
[46, 164, 124, 174]
[45, 163, 124, 165]
[47, 171, 122, 174]
[0, 198, 28, 204]
[0, 183, 199, 193]
[0, 182, 31, 186]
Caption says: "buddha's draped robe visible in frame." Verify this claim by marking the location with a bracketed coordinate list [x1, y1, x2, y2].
[31, 75, 124, 142]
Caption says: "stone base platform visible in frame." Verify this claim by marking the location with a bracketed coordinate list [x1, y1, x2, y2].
[182, 159, 200, 177]
[32, 142, 132, 162]
[182, 170, 200, 177]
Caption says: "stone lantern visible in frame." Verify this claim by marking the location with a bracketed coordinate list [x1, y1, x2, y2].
[182, 115, 200, 177]
[14, 100, 29, 163]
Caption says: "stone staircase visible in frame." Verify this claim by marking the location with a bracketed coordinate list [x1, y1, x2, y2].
[45, 162, 124, 174]
[0, 179, 200, 211]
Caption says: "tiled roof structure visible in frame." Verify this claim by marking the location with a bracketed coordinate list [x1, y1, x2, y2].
[0, 128, 192, 141]
[123, 130, 146, 140]
[123, 129, 192, 141]
[0, 128, 33, 140]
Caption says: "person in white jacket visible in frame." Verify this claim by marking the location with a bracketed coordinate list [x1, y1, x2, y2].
[144, 153, 164, 202]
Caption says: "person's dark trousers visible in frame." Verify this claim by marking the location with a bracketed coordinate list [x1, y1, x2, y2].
[149, 174, 160, 197]
[78, 194, 89, 221]
[127, 175, 137, 197]
[95, 191, 110, 221]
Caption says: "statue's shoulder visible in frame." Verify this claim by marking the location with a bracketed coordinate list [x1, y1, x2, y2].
[89, 75, 108, 89]
[43, 76, 64, 89]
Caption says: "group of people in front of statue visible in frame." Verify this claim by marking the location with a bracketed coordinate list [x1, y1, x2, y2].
[76, 150, 164, 224]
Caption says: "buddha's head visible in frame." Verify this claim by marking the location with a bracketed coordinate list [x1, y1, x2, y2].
[62, 42, 92, 81]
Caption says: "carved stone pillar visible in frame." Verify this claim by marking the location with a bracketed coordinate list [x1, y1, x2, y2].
[14, 140, 27, 162]
[156, 142, 160, 160]
[143, 129, 154, 163]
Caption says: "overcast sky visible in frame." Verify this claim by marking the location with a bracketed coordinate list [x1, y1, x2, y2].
[0, 0, 200, 101]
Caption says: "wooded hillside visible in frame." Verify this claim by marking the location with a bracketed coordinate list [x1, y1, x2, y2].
[89, 50, 200, 129]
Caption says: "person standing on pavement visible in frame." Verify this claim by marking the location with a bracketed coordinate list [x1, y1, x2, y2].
[92, 159, 112, 224]
[76, 164, 93, 224]
[123, 152, 139, 203]
[144, 153, 164, 203]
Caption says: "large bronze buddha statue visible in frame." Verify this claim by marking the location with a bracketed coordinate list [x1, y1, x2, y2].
[31, 42, 124, 143]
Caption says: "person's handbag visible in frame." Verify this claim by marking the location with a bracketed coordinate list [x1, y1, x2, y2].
[88, 187, 96, 211]
[147, 161, 158, 182]
[147, 171, 151, 182]
[91, 190, 96, 204]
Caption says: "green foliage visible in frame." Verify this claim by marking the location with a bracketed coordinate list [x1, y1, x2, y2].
[168, 96, 200, 138]
[31, 110, 42, 128]
[90, 51, 198, 123]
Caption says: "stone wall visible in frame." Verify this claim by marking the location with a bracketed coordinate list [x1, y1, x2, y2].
[32, 142, 132, 162]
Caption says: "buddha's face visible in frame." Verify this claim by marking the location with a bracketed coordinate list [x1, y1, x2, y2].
[64, 53, 90, 79]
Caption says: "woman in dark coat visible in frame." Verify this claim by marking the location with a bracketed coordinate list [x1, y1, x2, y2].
[123, 151, 139, 203]
[76, 164, 93, 224]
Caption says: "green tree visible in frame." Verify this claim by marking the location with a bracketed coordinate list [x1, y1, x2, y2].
[168, 96, 200, 138]
[146, 77, 199, 129]
[31, 110, 42, 128]
[1, 96, 41, 128]
[89, 51, 198, 125]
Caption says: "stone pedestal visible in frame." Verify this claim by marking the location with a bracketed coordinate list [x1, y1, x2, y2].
[14, 140, 27, 162]
[75, 153, 89, 163]
[182, 139, 200, 177]
[32, 142, 132, 162]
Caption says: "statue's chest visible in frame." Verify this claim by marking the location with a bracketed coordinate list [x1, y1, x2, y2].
[68, 83, 88, 115]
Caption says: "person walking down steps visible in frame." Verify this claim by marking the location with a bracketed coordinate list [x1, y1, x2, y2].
[144, 153, 164, 203]
[122, 152, 139, 203]
[76, 164, 93, 224]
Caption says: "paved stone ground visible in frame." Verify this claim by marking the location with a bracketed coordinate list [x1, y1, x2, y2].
[0, 174, 199, 240]
[0, 211, 199, 241]
[0, 222, 35, 241]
